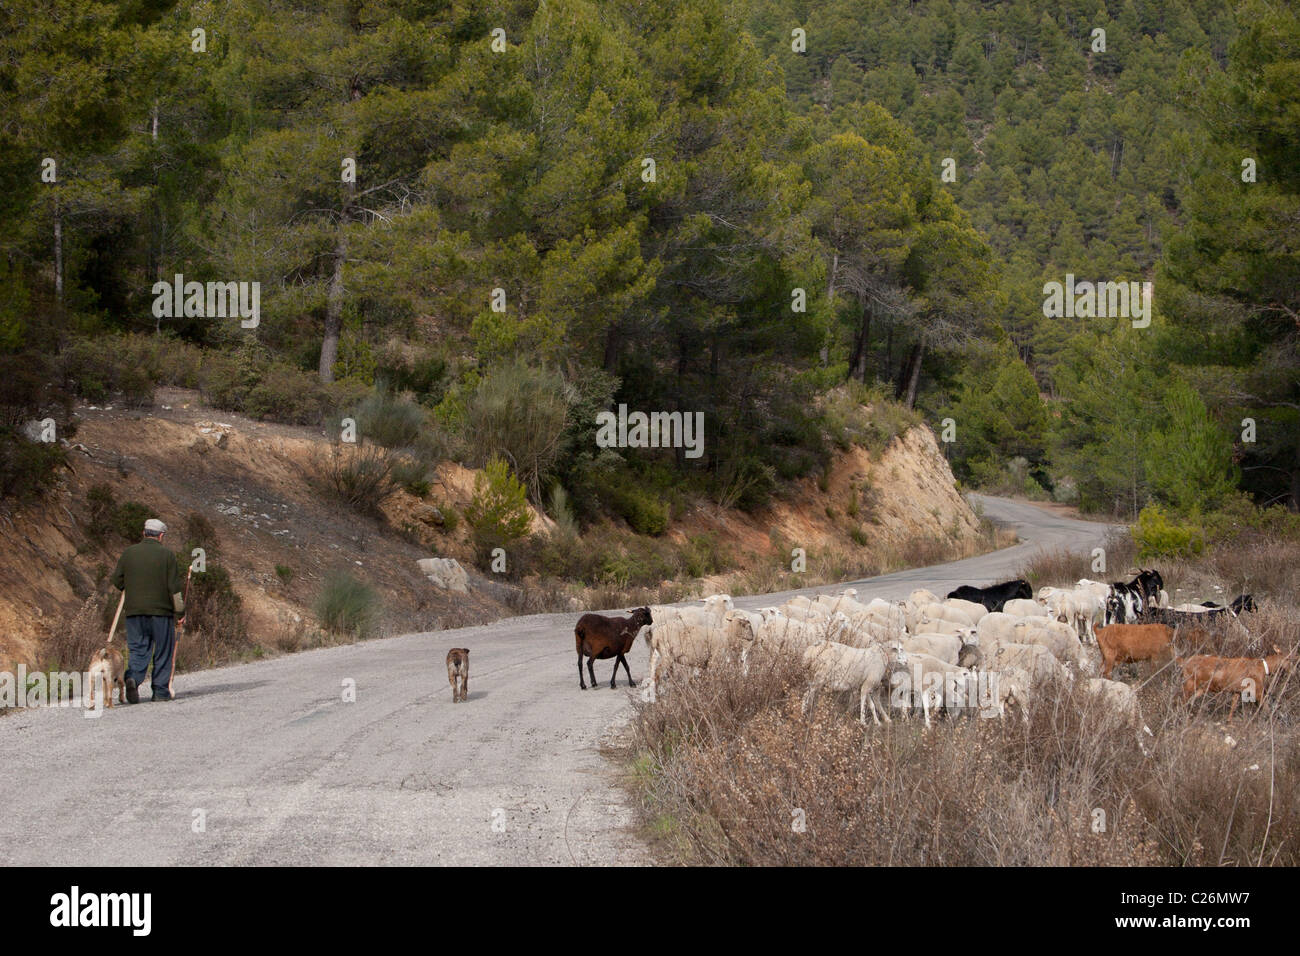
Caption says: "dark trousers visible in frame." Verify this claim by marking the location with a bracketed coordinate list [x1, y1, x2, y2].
[124, 615, 176, 700]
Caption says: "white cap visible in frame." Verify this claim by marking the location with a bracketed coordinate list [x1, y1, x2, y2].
[144, 518, 168, 535]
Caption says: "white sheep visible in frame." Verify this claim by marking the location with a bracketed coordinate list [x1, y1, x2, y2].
[748, 613, 830, 659]
[649, 605, 718, 630]
[907, 588, 941, 607]
[900, 632, 969, 665]
[1002, 598, 1050, 619]
[643, 614, 749, 702]
[782, 597, 832, 622]
[893, 651, 977, 728]
[989, 665, 1032, 724]
[909, 601, 976, 632]
[1010, 618, 1091, 672]
[802, 641, 895, 725]
[943, 598, 989, 625]
[988, 641, 1069, 684]
[838, 616, 906, 647]
[700, 593, 734, 618]
[976, 611, 1039, 646]
[914, 614, 977, 638]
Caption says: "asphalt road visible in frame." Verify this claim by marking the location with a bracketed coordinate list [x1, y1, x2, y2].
[0, 495, 1115, 866]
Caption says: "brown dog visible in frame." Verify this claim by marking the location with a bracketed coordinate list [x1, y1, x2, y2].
[446, 648, 469, 703]
[86, 645, 125, 709]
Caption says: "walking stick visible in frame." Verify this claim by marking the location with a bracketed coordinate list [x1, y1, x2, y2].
[168, 565, 193, 699]
[107, 590, 125, 645]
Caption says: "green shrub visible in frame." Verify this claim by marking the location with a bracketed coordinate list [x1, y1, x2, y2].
[439, 504, 460, 533]
[114, 501, 152, 541]
[1132, 504, 1204, 561]
[314, 571, 380, 639]
[464, 457, 533, 562]
[177, 562, 252, 669]
[0, 430, 65, 502]
[353, 387, 427, 449]
[683, 533, 724, 578]
[84, 484, 156, 543]
[713, 455, 777, 512]
[463, 360, 570, 500]
[375, 345, 448, 404]
[546, 482, 579, 539]
[390, 454, 431, 496]
[181, 511, 216, 554]
[607, 483, 669, 535]
[275, 564, 294, 584]
[245, 364, 329, 424]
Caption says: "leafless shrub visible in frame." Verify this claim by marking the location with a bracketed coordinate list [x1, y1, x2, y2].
[313, 442, 398, 516]
[38, 595, 111, 673]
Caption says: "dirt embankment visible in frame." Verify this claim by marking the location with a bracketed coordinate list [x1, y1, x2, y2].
[1, 389, 981, 673]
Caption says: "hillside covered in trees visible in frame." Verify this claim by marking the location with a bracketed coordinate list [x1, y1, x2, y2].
[2, 0, 1296, 541]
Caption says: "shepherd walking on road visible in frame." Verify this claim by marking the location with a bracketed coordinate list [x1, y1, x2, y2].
[110, 518, 186, 703]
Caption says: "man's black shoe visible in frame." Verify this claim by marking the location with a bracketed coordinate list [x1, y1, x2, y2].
[124, 677, 139, 704]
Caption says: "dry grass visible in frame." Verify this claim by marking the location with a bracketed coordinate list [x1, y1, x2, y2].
[36, 595, 112, 674]
[1017, 528, 1138, 590]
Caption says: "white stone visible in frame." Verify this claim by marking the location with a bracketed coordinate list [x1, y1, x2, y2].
[417, 557, 469, 593]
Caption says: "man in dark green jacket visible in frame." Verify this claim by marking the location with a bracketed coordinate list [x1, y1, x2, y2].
[111, 518, 186, 703]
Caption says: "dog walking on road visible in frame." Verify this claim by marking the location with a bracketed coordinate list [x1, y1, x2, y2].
[446, 648, 470, 702]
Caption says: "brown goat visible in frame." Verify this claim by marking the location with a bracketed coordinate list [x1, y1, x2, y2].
[1181, 645, 1292, 720]
[1095, 623, 1175, 679]
[575, 607, 652, 690]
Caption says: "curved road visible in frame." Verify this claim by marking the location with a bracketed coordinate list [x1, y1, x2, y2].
[0, 495, 1115, 866]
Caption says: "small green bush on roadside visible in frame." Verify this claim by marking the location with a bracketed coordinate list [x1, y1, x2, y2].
[464, 457, 533, 564]
[314, 571, 381, 640]
[1132, 504, 1204, 561]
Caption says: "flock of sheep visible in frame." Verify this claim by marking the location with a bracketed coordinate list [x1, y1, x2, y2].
[636, 580, 1162, 741]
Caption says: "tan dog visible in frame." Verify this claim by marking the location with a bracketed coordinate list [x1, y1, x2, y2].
[446, 648, 469, 703]
[86, 645, 125, 709]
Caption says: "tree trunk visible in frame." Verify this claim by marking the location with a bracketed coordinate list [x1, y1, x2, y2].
[319, 227, 348, 383]
[321, 82, 363, 383]
[884, 321, 894, 382]
[603, 323, 620, 373]
[53, 202, 63, 305]
[849, 301, 871, 382]
[151, 99, 162, 332]
[895, 343, 923, 408]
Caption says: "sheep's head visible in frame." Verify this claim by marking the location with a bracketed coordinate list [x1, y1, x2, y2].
[629, 607, 653, 629]
[724, 611, 755, 643]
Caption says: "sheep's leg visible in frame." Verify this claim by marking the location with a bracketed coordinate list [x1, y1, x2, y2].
[644, 649, 660, 703]
[613, 652, 634, 689]
[578, 651, 587, 690]
[588, 655, 598, 690]
[879, 688, 891, 723]
[802, 686, 816, 717]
